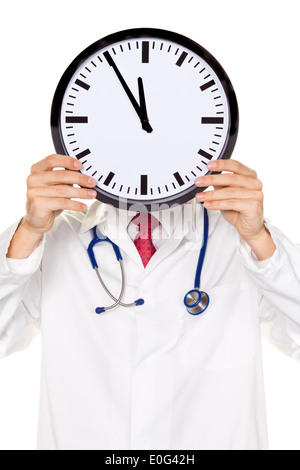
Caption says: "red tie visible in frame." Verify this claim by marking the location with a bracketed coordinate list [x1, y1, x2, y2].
[131, 212, 159, 267]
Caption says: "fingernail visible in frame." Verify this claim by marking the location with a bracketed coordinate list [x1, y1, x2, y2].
[88, 177, 97, 186]
[81, 203, 88, 211]
[88, 190, 97, 198]
[196, 193, 205, 201]
[195, 177, 204, 185]
[74, 160, 82, 169]
[207, 161, 217, 169]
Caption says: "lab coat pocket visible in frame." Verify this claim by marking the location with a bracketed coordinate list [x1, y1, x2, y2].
[178, 281, 258, 371]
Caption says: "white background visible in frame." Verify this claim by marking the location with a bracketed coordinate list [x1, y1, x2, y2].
[0, 0, 299, 450]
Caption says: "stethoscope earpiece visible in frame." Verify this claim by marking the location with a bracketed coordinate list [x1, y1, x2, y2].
[184, 289, 210, 315]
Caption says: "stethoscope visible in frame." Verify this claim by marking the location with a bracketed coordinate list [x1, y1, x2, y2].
[87, 207, 210, 316]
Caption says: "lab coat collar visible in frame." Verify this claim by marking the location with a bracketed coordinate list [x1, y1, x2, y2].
[80, 199, 220, 272]
[80, 200, 197, 238]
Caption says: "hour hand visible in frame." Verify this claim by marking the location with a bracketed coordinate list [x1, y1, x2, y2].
[138, 77, 153, 133]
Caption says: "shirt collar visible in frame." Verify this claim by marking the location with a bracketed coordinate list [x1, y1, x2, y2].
[80, 199, 198, 239]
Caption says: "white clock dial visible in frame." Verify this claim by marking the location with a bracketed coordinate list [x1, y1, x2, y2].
[52, 29, 238, 209]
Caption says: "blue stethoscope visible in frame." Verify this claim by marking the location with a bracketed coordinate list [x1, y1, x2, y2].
[87, 207, 210, 316]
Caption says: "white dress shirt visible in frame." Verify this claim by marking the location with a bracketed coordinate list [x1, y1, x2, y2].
[0, 199, 300, 450]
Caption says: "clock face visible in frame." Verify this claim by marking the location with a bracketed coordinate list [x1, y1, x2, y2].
[51, 28, 239, 210]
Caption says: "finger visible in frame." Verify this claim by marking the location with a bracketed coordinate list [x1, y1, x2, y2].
[28, 170, 97, 189]
[31, 196, 88, 214]
[31, 155, 82, 173]
[195, 174, 262, 190]
[27, 185, 97, 201]
[207, 159, 257, 177]
[202, 198, 262, 214]
[196, 188, 264, 203]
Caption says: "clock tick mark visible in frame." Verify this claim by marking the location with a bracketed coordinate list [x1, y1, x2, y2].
[198, 149, 213, 160]
[202, 117, 224, 124]
[140, 175, 148, 195]
[199, 68, 206, 74]
[85, 67, 91, 73]
[75, 79, 90, 91]
[104, 172, 115, 187]
[200, 80, 216, 91]
[66, 116, 88, 123]
[76, 149, 91, 160]
[142, 41, 150, 63]
[176, 51, 188, 67]
[174, 172, 185, 186]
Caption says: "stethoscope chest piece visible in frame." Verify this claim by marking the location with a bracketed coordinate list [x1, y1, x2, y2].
[184, 289, 210, 315]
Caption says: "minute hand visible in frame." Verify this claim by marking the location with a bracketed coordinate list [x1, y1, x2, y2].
[104, 51, 153, 133]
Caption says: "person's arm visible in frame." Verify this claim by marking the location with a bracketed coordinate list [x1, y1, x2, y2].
[6, 154, 97, 260]
[194, 159, 300, 356]
[194, 158, 276, 260]
[0, 154, 98, 357]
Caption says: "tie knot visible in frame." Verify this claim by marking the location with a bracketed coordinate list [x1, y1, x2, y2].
[131, 212, 159, 240]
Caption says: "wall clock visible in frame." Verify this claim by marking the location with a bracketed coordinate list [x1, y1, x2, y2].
[51, 28, 239, 210]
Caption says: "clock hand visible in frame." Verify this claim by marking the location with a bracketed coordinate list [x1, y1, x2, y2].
[104, 51, 152, 133]
[138, 77, 153, 133]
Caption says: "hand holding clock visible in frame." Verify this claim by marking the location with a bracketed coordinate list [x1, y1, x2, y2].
[6, 155, 97, 259]
[194, 159, 276, 260]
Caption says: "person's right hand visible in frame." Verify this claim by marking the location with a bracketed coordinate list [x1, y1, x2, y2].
[23, 154, 97, 236]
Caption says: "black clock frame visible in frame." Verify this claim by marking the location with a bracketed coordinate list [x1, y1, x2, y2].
[51, 27, 239, 211]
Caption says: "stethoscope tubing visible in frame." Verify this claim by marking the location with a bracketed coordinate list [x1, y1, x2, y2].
[88, 206, 209, 315]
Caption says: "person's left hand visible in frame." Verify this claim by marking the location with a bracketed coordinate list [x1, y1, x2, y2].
[194, 159, 266, 243]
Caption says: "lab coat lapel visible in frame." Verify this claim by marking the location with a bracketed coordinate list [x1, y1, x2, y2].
[141, 205, 199, 276]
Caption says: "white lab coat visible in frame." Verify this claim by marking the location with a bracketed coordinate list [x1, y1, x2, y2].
[0, 199, 299, 450]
